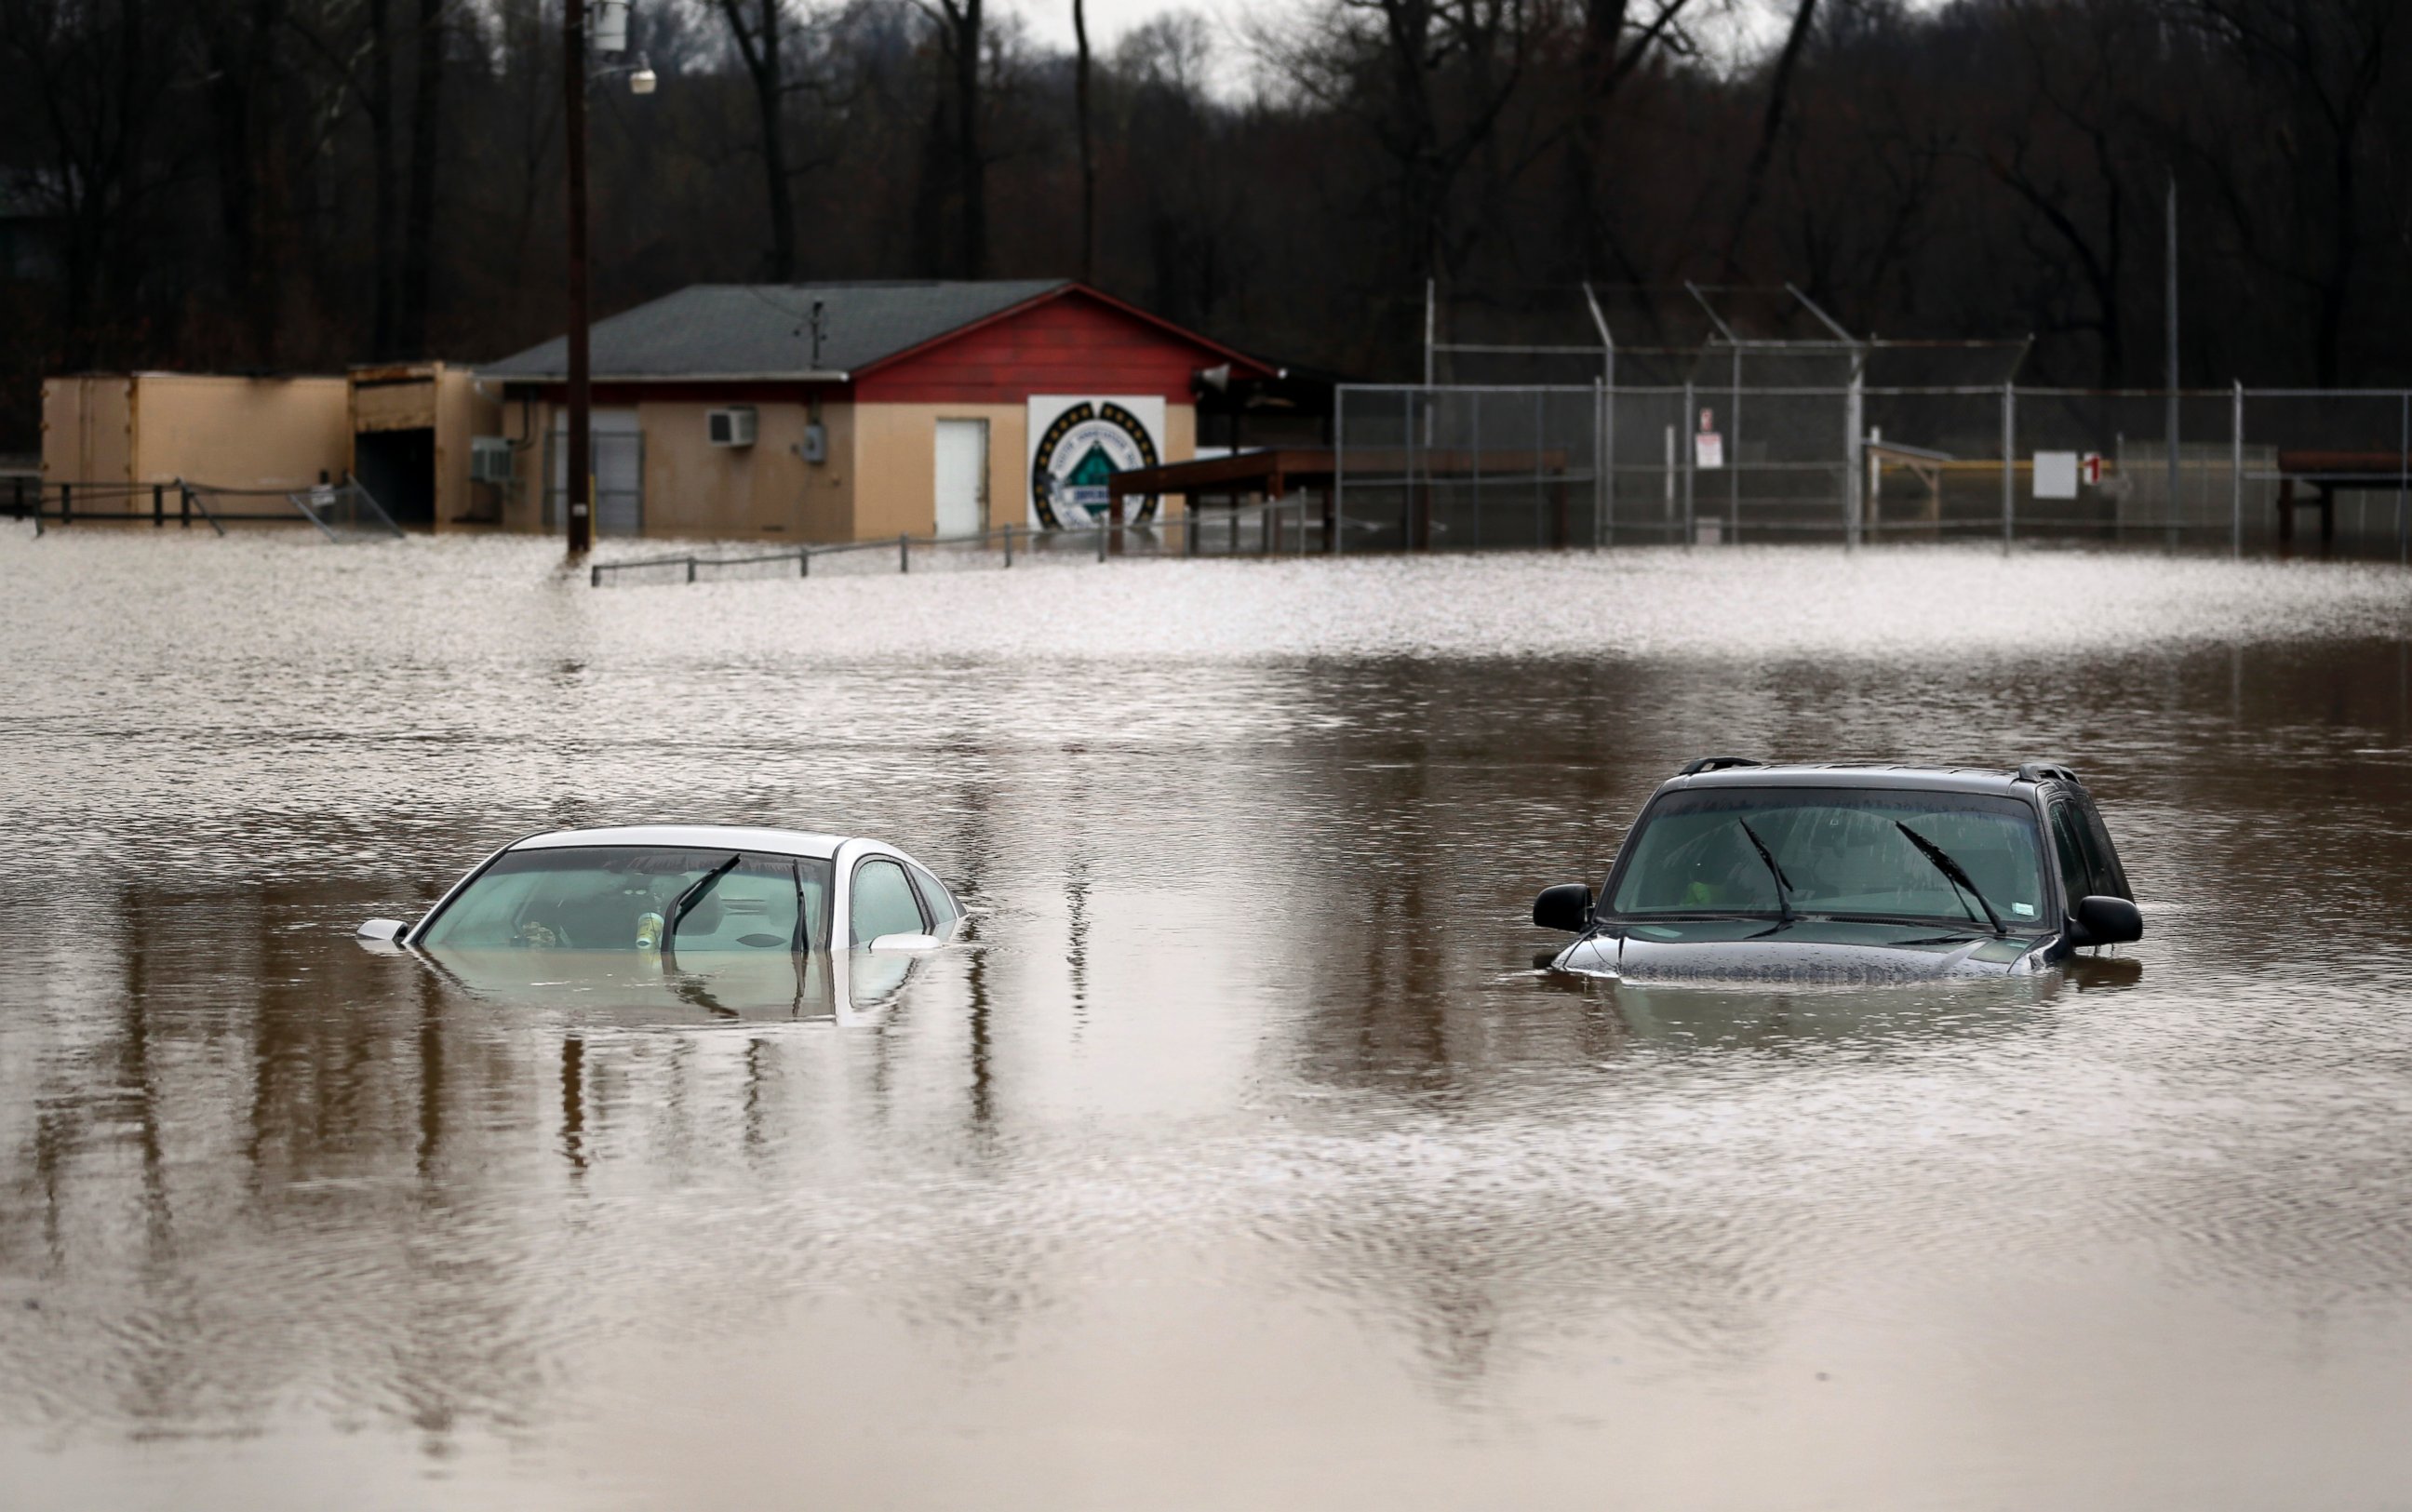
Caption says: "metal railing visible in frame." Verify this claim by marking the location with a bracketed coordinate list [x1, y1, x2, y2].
[6, 474, 401, 540]
[7, 476, 227, 536]
[588, 500, 1321, 587]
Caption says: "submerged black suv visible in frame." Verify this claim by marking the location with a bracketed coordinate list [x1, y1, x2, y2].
[1534, 759, 2143, 983]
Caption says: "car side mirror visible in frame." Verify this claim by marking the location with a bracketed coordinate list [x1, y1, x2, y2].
[867, 932, 943, 953]
[1532, 883, 1593, 933]
[2068, 895, 2141, 946]
[356, 917, 407, 943]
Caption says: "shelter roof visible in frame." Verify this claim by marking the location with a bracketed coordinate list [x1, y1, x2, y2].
[482, 280, 1269, 383]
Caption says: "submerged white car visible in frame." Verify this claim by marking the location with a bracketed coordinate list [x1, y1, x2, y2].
[357, 825, 963, 1018]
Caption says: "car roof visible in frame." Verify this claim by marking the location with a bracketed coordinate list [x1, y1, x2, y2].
[509, 824, 853, 861]
[1664, 763, 2048, 798]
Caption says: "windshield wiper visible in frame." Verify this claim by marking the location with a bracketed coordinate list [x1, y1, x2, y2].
[1821, 912, 1989, 932]
[1891, 822, 2005, 935]
[667, 853, 744, 938]
[790, 861, 811, 956]
[1736, 819, 1796, 924]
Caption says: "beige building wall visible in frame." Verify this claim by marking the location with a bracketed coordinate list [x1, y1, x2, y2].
[137, 376, 350, 490]
[501, 395, 855, 542]
[853, 400, 1200, 540]
[852, 402, 1026, 541]
[498, 396, 550, 533]
[435, 367, 502, 529]
[854, 400, 1199, 540]
[488, 393, 1195, 542]
[351, 376, 438, 431]
[1160, 403, 1197, 518]
[41, 374, 349, 511]
[41, 376, 138, 507]
[806, 400, 855, 542]
[41, 377, 127, 497]
[637, 398, 853, 541]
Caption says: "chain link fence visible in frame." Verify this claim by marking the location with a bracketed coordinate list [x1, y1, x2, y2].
[1335, 384, 2412, 560]
[587, 502, 1320, 587]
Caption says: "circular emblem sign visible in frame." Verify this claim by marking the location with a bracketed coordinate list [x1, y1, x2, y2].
[1030, 401, 1160, 529]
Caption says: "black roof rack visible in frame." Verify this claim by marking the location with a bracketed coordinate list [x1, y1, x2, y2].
[2015, 761, 2081, 784]
[1679, 756, 1765, 776]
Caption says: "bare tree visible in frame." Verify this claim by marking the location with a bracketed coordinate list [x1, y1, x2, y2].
[919, 0, 985, 276]
[1563, 0, 1699, 270]
[397, 0, 447, 351]
[1722, 0, 1817, 274]
[716, 0, 800, 280]
[0, 0, 179, 366]
[195, 0, 297, 367]
[2178, 0, 2397, 383]
[1262, 0, 1540, 289]
[7, 0, 2412, 434]
[1073, 0, 1093, 283]
[1968, 0, 2153, 386]
[290, 0, 406, 355]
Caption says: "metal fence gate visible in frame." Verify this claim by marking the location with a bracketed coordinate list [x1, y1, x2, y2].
[1334, 384, 2412, 559]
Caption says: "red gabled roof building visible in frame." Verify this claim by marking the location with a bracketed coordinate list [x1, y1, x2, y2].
[483, 280, 1276, 542]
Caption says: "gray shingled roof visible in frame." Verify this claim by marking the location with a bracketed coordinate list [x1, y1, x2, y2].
[482, 280, 1070, 380]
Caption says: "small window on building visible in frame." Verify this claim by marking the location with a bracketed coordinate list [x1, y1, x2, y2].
[707, 407, 757, 448]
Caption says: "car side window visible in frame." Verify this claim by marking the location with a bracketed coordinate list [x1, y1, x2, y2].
[905, 863, 960, 927]
[2047, 802, 2093, 913]
[2076, 798, 2132, 899]
[851, 858, 929, 944]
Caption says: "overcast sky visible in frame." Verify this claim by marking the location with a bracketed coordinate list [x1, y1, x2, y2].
[997, 0, 1786, 97]
[1000, 0, 1262, 87]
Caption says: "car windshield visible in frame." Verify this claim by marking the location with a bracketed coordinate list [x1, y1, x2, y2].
[1607, 786, 2048, 929]
[419, 847, 833, 952]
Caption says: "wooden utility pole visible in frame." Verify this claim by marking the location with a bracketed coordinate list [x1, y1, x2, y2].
[564, 0, 594, 555]
[2164, 174, 2178, 552]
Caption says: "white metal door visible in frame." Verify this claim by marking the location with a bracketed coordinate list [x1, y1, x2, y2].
[933, 419, 988, 537]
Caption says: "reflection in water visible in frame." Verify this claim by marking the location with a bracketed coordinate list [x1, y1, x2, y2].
[3, 537, 2412, 1507]
[561, 1035, 587, 1174]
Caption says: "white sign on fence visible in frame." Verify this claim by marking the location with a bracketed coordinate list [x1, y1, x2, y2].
[1695, 408, 1723, 469]
[2033, 450, 2080, 500]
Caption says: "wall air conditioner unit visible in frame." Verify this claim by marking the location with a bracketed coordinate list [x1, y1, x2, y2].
[470, 435, 515, 484]
[707, 407, 757, 448]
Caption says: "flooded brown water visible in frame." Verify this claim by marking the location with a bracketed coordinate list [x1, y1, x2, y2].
[6, 532, 2412, 1510]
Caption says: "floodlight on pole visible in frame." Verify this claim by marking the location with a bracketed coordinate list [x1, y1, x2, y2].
[630, 65, 657, 94]
[594, 0, 630, 55]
